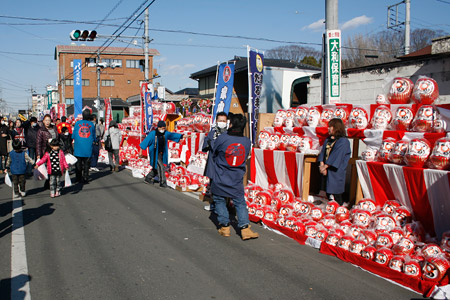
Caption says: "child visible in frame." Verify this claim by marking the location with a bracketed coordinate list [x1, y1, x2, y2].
[59, 126, 73, 154]
[35, 139, 69, 198]
[6, 139, 34, 199]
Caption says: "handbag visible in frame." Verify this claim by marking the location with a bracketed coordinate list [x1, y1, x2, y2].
[105, 135, 112, 151]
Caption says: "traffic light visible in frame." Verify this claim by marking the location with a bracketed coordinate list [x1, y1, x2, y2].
[70, 30, 97, 41]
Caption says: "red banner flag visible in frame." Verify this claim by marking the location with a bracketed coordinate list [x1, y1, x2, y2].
[104, 98, 113, 132]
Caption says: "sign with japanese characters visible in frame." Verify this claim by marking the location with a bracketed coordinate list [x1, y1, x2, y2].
[213, 63, 235, 121]
[144, 83, 154, 133]
[326, 30, 341, 103]
[248, 49, 264, 144]
[73, 59, 83, 118]
[104, 97, 112, 133]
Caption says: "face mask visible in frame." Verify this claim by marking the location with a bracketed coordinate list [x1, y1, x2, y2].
[64, 132, 69, 136]
[31, 123, 37, 127]
[217, 122, 227, 129]
[158, 129, 165, 134]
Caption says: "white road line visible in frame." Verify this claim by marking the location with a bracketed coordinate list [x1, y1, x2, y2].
[11, 199, 31, 300]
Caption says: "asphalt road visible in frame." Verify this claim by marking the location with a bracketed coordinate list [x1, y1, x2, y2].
[0, 166, 420, 300]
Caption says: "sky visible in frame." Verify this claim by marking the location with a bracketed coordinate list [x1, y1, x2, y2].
[0, 0, 449, 113]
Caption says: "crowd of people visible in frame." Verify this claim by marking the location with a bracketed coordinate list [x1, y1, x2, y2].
[0, 110, 119, 199]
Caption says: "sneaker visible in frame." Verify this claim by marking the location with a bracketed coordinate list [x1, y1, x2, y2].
[89, 167, 99, 172]
[20, 191, 26, 197]
[159, 183, 168, 188]
[50, 193, 55, 198]
[114, 166, 119, 172]
[12, 193, 22, 200]
[55, 191, 60, 197]
[144, 178, 153, 185]
[204, 205, 211, 211]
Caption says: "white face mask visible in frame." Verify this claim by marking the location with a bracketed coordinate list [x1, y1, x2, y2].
[64, 132, 69, 136]
[158, 129, 165, 134]
[217, 121, 227, 129]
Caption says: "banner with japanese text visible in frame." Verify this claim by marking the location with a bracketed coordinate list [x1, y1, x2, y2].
[57, 103, 66, 119]
[248, 49, 264, 144]
[144, 83, 154, 132]
[73, 59, 83, 118]
[326, 30, 341, 103]
[104, 97, 113, 133]
[213, 63, 235, 122]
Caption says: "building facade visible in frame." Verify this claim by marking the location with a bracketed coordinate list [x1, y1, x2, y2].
[54, 45, 159, 105]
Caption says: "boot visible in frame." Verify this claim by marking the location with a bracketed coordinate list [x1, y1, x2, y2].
[218, 226, 231, 237]
[114, 166, 119, 172]
[241, 225, 259, 240]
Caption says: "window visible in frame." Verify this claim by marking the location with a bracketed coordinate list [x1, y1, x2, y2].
[102, 59, 122, 67]
[127, 80, 131, 84]
[102, 80, 115, 87]
[85, 57, 97, 67]
[65, 79, 89, 86]
[126, 59, 140, 68]
[65, 98, 74, 105]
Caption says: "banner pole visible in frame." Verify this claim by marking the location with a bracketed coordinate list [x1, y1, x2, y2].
[247, 45, 253, 146]
[210, 61, 220, 126]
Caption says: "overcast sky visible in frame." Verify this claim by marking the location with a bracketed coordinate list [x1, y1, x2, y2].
[1, 0, 449, 112]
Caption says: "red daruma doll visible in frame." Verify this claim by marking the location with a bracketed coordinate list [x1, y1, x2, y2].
[404, 138, 431, 168]
[391, 106, 414, 131]
[428, 138, 450, 170]
[387, 77, 414, 104]
[411, 77, 439, 105]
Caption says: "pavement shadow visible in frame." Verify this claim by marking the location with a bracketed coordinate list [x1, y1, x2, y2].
[0, 202, 55, 238]
[0, 200, 12, 217]
[0, 274, 32, 300]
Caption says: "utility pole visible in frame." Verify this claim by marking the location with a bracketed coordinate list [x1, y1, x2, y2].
[144, 8, 150, 82]
[404, 0, 411, 55]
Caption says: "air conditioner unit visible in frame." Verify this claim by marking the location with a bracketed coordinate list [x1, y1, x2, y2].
[87, 62, 96, 67]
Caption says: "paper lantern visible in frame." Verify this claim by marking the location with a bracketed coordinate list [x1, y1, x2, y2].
[411, 77, 439, 105]
[429, 138, 450, 170]
[349, 107, 369, 129]
[387, 77, 414, 104]
[371, 105, 392, 130]
[388, 140, 409, 164]
[404, 138, 431, 168]
[391, 106, 414, 131]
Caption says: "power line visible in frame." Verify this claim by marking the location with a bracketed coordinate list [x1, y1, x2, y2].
[435, 0, 450, 4]
[0, 50, 52, 56]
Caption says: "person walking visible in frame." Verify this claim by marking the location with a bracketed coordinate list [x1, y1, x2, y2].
[23, 117, 40, 175]
[72, 110, 96, 184]
[0, 118, 11, 174]
[90, 115, 103, 172]
[210, 113, 259, 240]
[59, 127, 73, 155]
[104, 120, 122, 172]
[318, 118, 351, 206]
[11, 119, 26, 148]
[35, 139, 69, 198]
[6, 139, 34, 199]
[202, 111, 228, 211]
[36, 114, 59, 189]
[139, 120, 185, 188]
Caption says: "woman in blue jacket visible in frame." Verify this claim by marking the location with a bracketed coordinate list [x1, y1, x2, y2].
[318, 118, 351, 206]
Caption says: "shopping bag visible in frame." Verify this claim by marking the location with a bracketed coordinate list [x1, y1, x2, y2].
[5, 172, 12, 187]
[34, 164, 48, 180]
[64, 170, 72, 187]
[65, 153, 78, 165]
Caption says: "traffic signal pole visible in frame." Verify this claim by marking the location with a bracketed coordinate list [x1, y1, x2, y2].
[144, 8, 149, 82]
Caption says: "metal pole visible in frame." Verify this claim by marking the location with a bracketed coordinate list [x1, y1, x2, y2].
[323, 0, 338, 104]
[404, 0, 411, 55]
[97, 50, 101, 100]
[144, 8, 149, 81]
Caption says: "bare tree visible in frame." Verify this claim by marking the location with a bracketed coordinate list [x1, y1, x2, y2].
[265, 45, 321, 66]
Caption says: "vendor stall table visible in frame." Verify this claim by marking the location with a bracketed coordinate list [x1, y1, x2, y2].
[356, 160, 450, 238]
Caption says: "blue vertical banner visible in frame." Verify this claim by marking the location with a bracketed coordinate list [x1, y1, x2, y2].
[248, 49, 264, 144]
[213, 63, 235, 121]
[144, 83, 154, 132]
[73, 59, 83, 118]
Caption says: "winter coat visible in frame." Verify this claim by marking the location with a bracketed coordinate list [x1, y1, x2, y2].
[318, 136, 351, 195]
[36, 125, 59, 158]
[210, 133, 251, 199]
[72, 120, 96, 158]
[7, 150, 34, 175]
[59, 133, 73, 154]
[11, 127, 25, 147]
[139, 130, 182, 169]
[24, 122, 40, 148]
[202, 127, 226, 179]
[105, 127, 122, 150]
[0, 124, 10, 156]
[36, 149, 68, 175]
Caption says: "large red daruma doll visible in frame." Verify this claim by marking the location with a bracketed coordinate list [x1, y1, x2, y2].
[377, 138, 396, 163]
[164, 102, 176, 114]
[429, 138, 450, 170]
[404, 138, 431, 168]
[333, 106, 351, 125]
[388, 140, 409, 164]
[349, 107, 369, 130]
[411, 77, 439, 105]
[391, 106, 415, 131]
[411, 105, 436, 132]
[371, 105, 392, 130]
[387, 77, 414, 104]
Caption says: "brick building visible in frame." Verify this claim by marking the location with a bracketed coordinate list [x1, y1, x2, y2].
[54, 45, 160, 105]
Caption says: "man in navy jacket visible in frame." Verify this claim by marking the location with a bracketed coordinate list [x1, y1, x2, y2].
[210, 113, 259, 240]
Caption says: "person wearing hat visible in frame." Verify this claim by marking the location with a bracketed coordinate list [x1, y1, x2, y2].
[104, 120, 122, 172]
[72, 110, 96, 184]
[139, 120, 184, 187]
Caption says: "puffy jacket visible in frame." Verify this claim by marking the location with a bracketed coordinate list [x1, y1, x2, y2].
[9, 151, 27, 175]
[35, 150, 68, 175]
[25, 123, 40, 148]
[36, 126, 59, 158]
